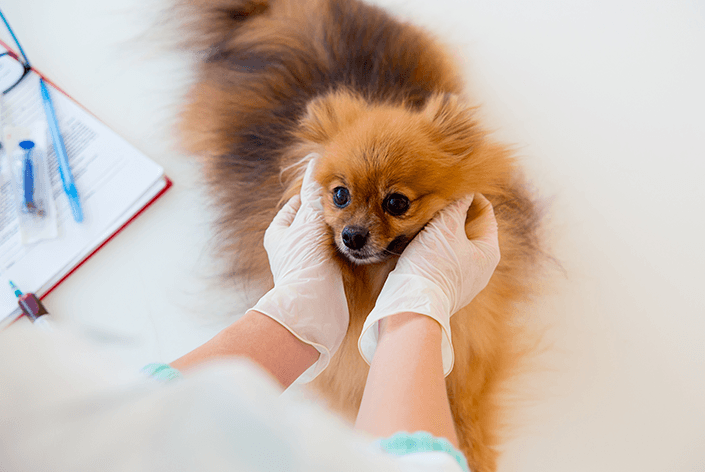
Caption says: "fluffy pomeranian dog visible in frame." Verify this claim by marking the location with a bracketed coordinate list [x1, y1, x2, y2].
[178, 0, 543, 470]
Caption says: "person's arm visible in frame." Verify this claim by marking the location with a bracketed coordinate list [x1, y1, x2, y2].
[355, 311, 458, 446]
[168, 156, 349, 387]
[170, 310, 319, 388]
[355, 193, 500, 449]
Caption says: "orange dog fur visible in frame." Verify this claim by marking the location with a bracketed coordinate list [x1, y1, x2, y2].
[178, 0, 543, 470]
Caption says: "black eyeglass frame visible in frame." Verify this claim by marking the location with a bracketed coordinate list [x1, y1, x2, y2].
[0, 8, 32, 95]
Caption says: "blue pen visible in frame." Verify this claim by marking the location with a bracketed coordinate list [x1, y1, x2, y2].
[20, 140, 35, 211]
[39, 78, 83, 223]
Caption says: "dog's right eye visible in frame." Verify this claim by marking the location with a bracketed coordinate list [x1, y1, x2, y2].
[332, 187, 351, 208]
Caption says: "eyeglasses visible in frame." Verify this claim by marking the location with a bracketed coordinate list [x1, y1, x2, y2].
[0, 9, 32, 94]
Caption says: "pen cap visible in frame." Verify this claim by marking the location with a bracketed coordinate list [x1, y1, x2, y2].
[19, 140, 35, 151]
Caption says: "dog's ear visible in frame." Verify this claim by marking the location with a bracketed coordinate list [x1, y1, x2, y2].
[422, 93, 482, 158]
[297, 90, 368, 143]
[423, 93, 513, 193]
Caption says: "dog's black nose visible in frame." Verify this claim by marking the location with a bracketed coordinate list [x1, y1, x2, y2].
[342, 226, 369, 250]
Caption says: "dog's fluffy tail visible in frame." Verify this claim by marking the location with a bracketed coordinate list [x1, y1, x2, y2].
[175, 0, 270, 53]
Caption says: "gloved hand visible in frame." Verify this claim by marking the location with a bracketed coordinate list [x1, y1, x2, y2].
[358, 194, 500, 376]
[251, 155, 349, 382]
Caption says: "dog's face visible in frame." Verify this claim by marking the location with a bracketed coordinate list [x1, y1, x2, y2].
[317, 153, 443, 263]
[297, 91, 511, 264]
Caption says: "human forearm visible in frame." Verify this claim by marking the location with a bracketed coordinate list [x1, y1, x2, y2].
[170, 310, 319, 388]
[355, 312, 458, 446]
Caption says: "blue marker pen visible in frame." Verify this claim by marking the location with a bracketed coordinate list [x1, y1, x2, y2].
[19, 140, 36, 212]
[39, 78, 83, 223]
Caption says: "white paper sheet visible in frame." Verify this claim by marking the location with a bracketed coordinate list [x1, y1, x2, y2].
[0, 69, 165, 325]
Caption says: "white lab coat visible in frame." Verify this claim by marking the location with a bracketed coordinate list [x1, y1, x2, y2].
[0, 325, 464, 472]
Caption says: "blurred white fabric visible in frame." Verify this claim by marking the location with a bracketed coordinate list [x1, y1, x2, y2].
[0, 325, 463, 472]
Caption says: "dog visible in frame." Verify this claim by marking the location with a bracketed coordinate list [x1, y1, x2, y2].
[177, 0, 544, 470]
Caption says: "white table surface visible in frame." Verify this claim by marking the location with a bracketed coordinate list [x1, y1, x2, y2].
[2, 0, 703, 470]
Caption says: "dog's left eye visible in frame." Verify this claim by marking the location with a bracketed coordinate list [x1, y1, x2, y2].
[383, 193, 410, 216]
[332, 186, 351, 208]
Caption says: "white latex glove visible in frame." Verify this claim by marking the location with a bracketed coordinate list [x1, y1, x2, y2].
[251, 156, 349, 382]
[358, 194, 500, 376]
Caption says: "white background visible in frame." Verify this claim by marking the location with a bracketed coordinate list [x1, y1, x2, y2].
[1, 0, 703, 470]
